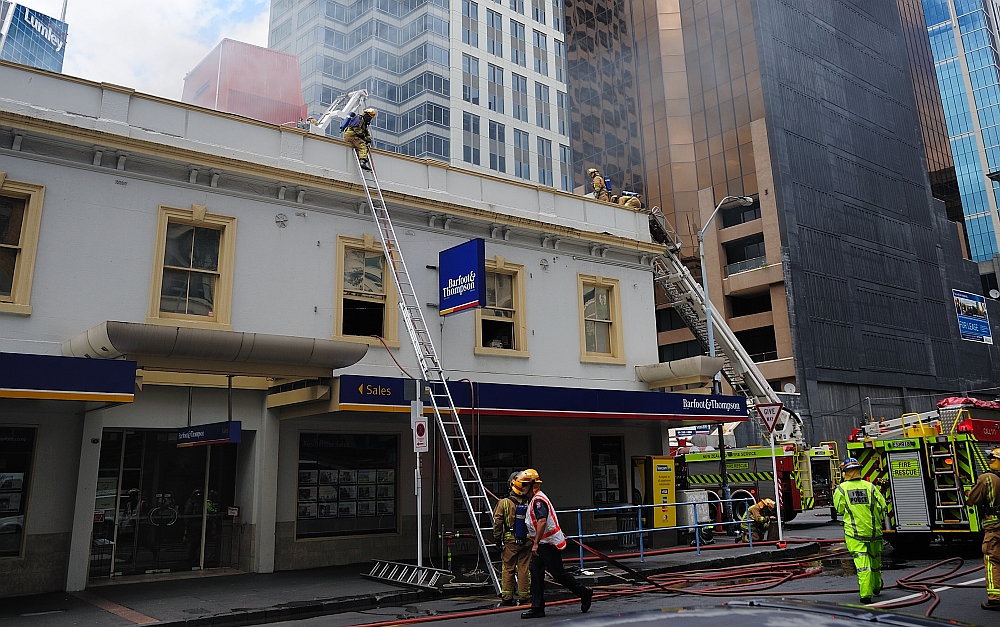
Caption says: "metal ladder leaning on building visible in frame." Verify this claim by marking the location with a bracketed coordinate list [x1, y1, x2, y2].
[648, 208, 804, 445]
[353, 151, 500, 592]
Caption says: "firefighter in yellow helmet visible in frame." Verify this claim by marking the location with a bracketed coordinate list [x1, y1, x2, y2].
[834, 457, 887, 604]
[967, 447, 1000, 611]
[737, 498, 777, 543]
[517, 469, 593, 619]
[492, 471, 532, 606]
[587, 168, 610, 202]
[617, 192, 644, 210]
[344, 107, 377, 170]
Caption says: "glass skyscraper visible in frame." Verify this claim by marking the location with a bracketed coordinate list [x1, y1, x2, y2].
[0, 2, 68, 73]
[923, 0, 1000, 262]
[268, 0, 571, 188]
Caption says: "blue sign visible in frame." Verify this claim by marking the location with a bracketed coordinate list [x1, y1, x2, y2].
[953, 289, 993, 344]
[439, 238, 486, 316]
[177, 421, 242, 448]
[0, 4, 69, 73]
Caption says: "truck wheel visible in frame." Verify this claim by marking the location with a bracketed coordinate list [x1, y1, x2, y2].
[886, 533, 931, 554]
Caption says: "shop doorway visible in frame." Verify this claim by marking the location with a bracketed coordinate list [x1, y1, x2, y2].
[90, 429, 239, 579]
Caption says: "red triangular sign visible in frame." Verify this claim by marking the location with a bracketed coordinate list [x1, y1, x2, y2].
[757, 403, 784, 434]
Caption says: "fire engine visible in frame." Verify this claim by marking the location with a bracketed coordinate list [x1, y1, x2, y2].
[847, 397, 1000, 552]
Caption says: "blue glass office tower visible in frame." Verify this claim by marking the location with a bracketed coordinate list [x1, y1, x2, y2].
[923, 0, 1000, 262]
[0, 2, 68, 73]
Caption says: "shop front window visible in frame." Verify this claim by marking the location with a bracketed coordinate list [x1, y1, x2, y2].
[0, 427, 35, 558]
[590, 435, 625, 509]
[297, 433, 398, 538]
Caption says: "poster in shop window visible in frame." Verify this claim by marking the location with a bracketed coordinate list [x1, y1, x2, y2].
[953, 289, 994, 344]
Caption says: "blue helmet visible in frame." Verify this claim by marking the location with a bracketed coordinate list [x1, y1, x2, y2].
[841, 458, 861, 471]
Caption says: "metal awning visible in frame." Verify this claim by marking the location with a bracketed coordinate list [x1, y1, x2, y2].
[63, 321, 368, 378]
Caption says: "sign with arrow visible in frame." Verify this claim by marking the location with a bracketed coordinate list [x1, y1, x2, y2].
[756, 403, 783, 435]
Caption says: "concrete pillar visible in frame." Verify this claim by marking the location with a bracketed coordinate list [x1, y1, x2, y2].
[65, 411, 104, 591]
[252, 408, 280, 573]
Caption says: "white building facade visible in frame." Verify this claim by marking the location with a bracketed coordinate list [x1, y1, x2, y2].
[0, 61, 746, 598]
[269, 0, 573, 189]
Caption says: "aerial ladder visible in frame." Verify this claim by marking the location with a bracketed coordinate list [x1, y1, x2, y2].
[647, 208, 804, 445]
[311, 91, 501, 593]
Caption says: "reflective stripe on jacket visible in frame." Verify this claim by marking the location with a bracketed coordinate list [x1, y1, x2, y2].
[833, 478, 887, 542]
[526, 490, 566, 550]
[968, 471, 1000, 529]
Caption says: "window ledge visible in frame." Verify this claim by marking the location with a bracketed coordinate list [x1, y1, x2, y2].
[331, 334, 401, 349]
[0, 302, 31, 315]
[580, 354, 627, 365]
[144, 316, 233, 332]
[474, 346, 530, 358]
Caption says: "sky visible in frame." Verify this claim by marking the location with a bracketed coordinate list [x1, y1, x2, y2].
[20, 0, 271, 99]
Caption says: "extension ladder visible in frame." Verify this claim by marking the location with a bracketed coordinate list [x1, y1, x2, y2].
[352, 151, 501, 594]
[925, 439, 968, 526]
[648, 226, 802, 444]
[363, 560, 456, 590]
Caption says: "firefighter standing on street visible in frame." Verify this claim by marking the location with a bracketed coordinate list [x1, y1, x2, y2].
[966, 447, 1000, 611]
[833, 457, 887, 604]
[517, 469, 593, 619]
[493, 472, 532, 606]
[737, 498, 778, 543]
[344, 108, 377, 170]
[587, 168, 610, 202]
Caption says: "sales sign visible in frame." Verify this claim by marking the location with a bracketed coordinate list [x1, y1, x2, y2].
[177, 421, 242, 448]
[439, 238, 486, 316]
[953, 289, 993, 344]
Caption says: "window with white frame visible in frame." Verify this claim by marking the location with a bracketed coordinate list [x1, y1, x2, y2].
[512, 72, 529, 122]
[559, 143, 572, 191]
[532, 30, 548, 75]
[462, 0, 480, 46]
[531, 0, 546, 24]
[487, 9, 503, 56]
[464, 112, 482, 165]
[514, 129, 531, 180]
[511, 19, 526, 66]
[537, 137, 553, 186]
[490, 121, 507, 172]
[463, 53, 480, 104]
[488, 63, 505, 113]
[534, 82, 551, 130]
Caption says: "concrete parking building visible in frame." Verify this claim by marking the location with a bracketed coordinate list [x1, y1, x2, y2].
[0, 61, 746, 597]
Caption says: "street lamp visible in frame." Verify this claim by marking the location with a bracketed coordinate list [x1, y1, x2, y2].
[697, 195, 753, 530]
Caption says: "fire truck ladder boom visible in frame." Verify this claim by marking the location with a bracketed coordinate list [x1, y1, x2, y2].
[350, 148, 501, 595]
[649, 219, 803, 445]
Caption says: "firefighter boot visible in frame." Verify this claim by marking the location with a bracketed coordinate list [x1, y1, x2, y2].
[359, 158, 372, 171]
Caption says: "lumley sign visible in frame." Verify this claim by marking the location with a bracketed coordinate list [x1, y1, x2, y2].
[439, 238, 486, 316]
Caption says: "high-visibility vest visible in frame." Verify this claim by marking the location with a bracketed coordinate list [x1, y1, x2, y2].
[833, 479, 886, 542]
[526, 490, 566, 550]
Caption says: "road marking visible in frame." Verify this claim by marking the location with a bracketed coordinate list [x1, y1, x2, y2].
[869, 576, 985, 607]
[71, 591, 159, 624]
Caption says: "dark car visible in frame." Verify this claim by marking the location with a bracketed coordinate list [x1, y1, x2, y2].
[553, 599, 973, 627]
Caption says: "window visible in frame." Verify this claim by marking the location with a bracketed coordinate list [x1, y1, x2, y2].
[591, 436, 625, 509]
[475, 256, 528, 355]
[462, 54, 480, 104]
[487, 9, 503, 56]
[537, 137, 553, 186]
[462, 0, 479, 46]
[552, 0, 563, 31]
[532, 30, 548, 75]
[729, 293, 772, 318]
[531, 0, 546, 24]
[553, 39, 566, 81]
[0, 174, 44, 315]
[513, 129, 531, 180]
[559, 143, 572, 191]
[488, 63, 504, 113]
[297, 433, 398, 538]
[0, 427, 35, 557]
[534, 82, 551, 129]
[556, 90, 569, 135]
[454, 435, 530, 527]
[490, 120, 507, 172]
[723, 233, 766, 276]
[720, 196, 761, 228]
[464, 112, 482, 165]
[655, 307, 688, 332]
[578, 274, 625, 363]
[659, 339, 704, 363]
[734, 326, 778, 362]
[510, 0, 524, 14]
[511, 73, 529, 121]
[511, 20, 526, 66]
[335, 234, 399, 345]
[148, 205, 236, 330]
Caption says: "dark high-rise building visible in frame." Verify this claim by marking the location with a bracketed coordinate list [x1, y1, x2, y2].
[568, 0, 1000, 447]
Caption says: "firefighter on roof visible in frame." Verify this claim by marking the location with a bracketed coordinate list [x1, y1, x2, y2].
[737, 498, 778, 543]
[493, 471, 532, 606]
[967, 447, 1000, 611]
[833, 457, 887, 604]
[344, 108, 377, 170]
[587, 168, 610, 202]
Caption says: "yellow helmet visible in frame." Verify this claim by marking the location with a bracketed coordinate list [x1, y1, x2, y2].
[364, 107, 377, 117]
[508, 471, 527, 495]
[987, 448, 1000, 462]
[760, 498, 775, 510]
[587, 168, 599, 176]
[511, 469, 542, 494]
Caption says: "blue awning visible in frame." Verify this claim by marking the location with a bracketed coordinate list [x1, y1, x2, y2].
[337, 375, 746, 425]
[0, 352, 136, 402]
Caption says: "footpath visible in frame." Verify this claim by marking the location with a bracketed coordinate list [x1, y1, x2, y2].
[1, 513, 840, 627]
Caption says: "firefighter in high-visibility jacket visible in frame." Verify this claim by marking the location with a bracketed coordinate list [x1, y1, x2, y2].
[833, 457, 887, 604]
[493, 472, 532, 606]
[587, 168, 610, 202]
[517, 469, 593, 619]
[737, 498, 778, 543]
[966, 447, 1000, 611]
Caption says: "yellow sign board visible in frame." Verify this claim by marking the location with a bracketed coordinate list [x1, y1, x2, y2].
[890, 459, 921, 478]
[650, 456, 676, 528]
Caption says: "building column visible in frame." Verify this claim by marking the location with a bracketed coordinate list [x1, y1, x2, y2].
[252, 407, 280, 573]
[65, 411, 104, 591]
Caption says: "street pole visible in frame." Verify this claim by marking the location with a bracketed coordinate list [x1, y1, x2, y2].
[412, 400, 424, 567]
[770, 432, 784, 542]
[698, 195, 751, 528]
